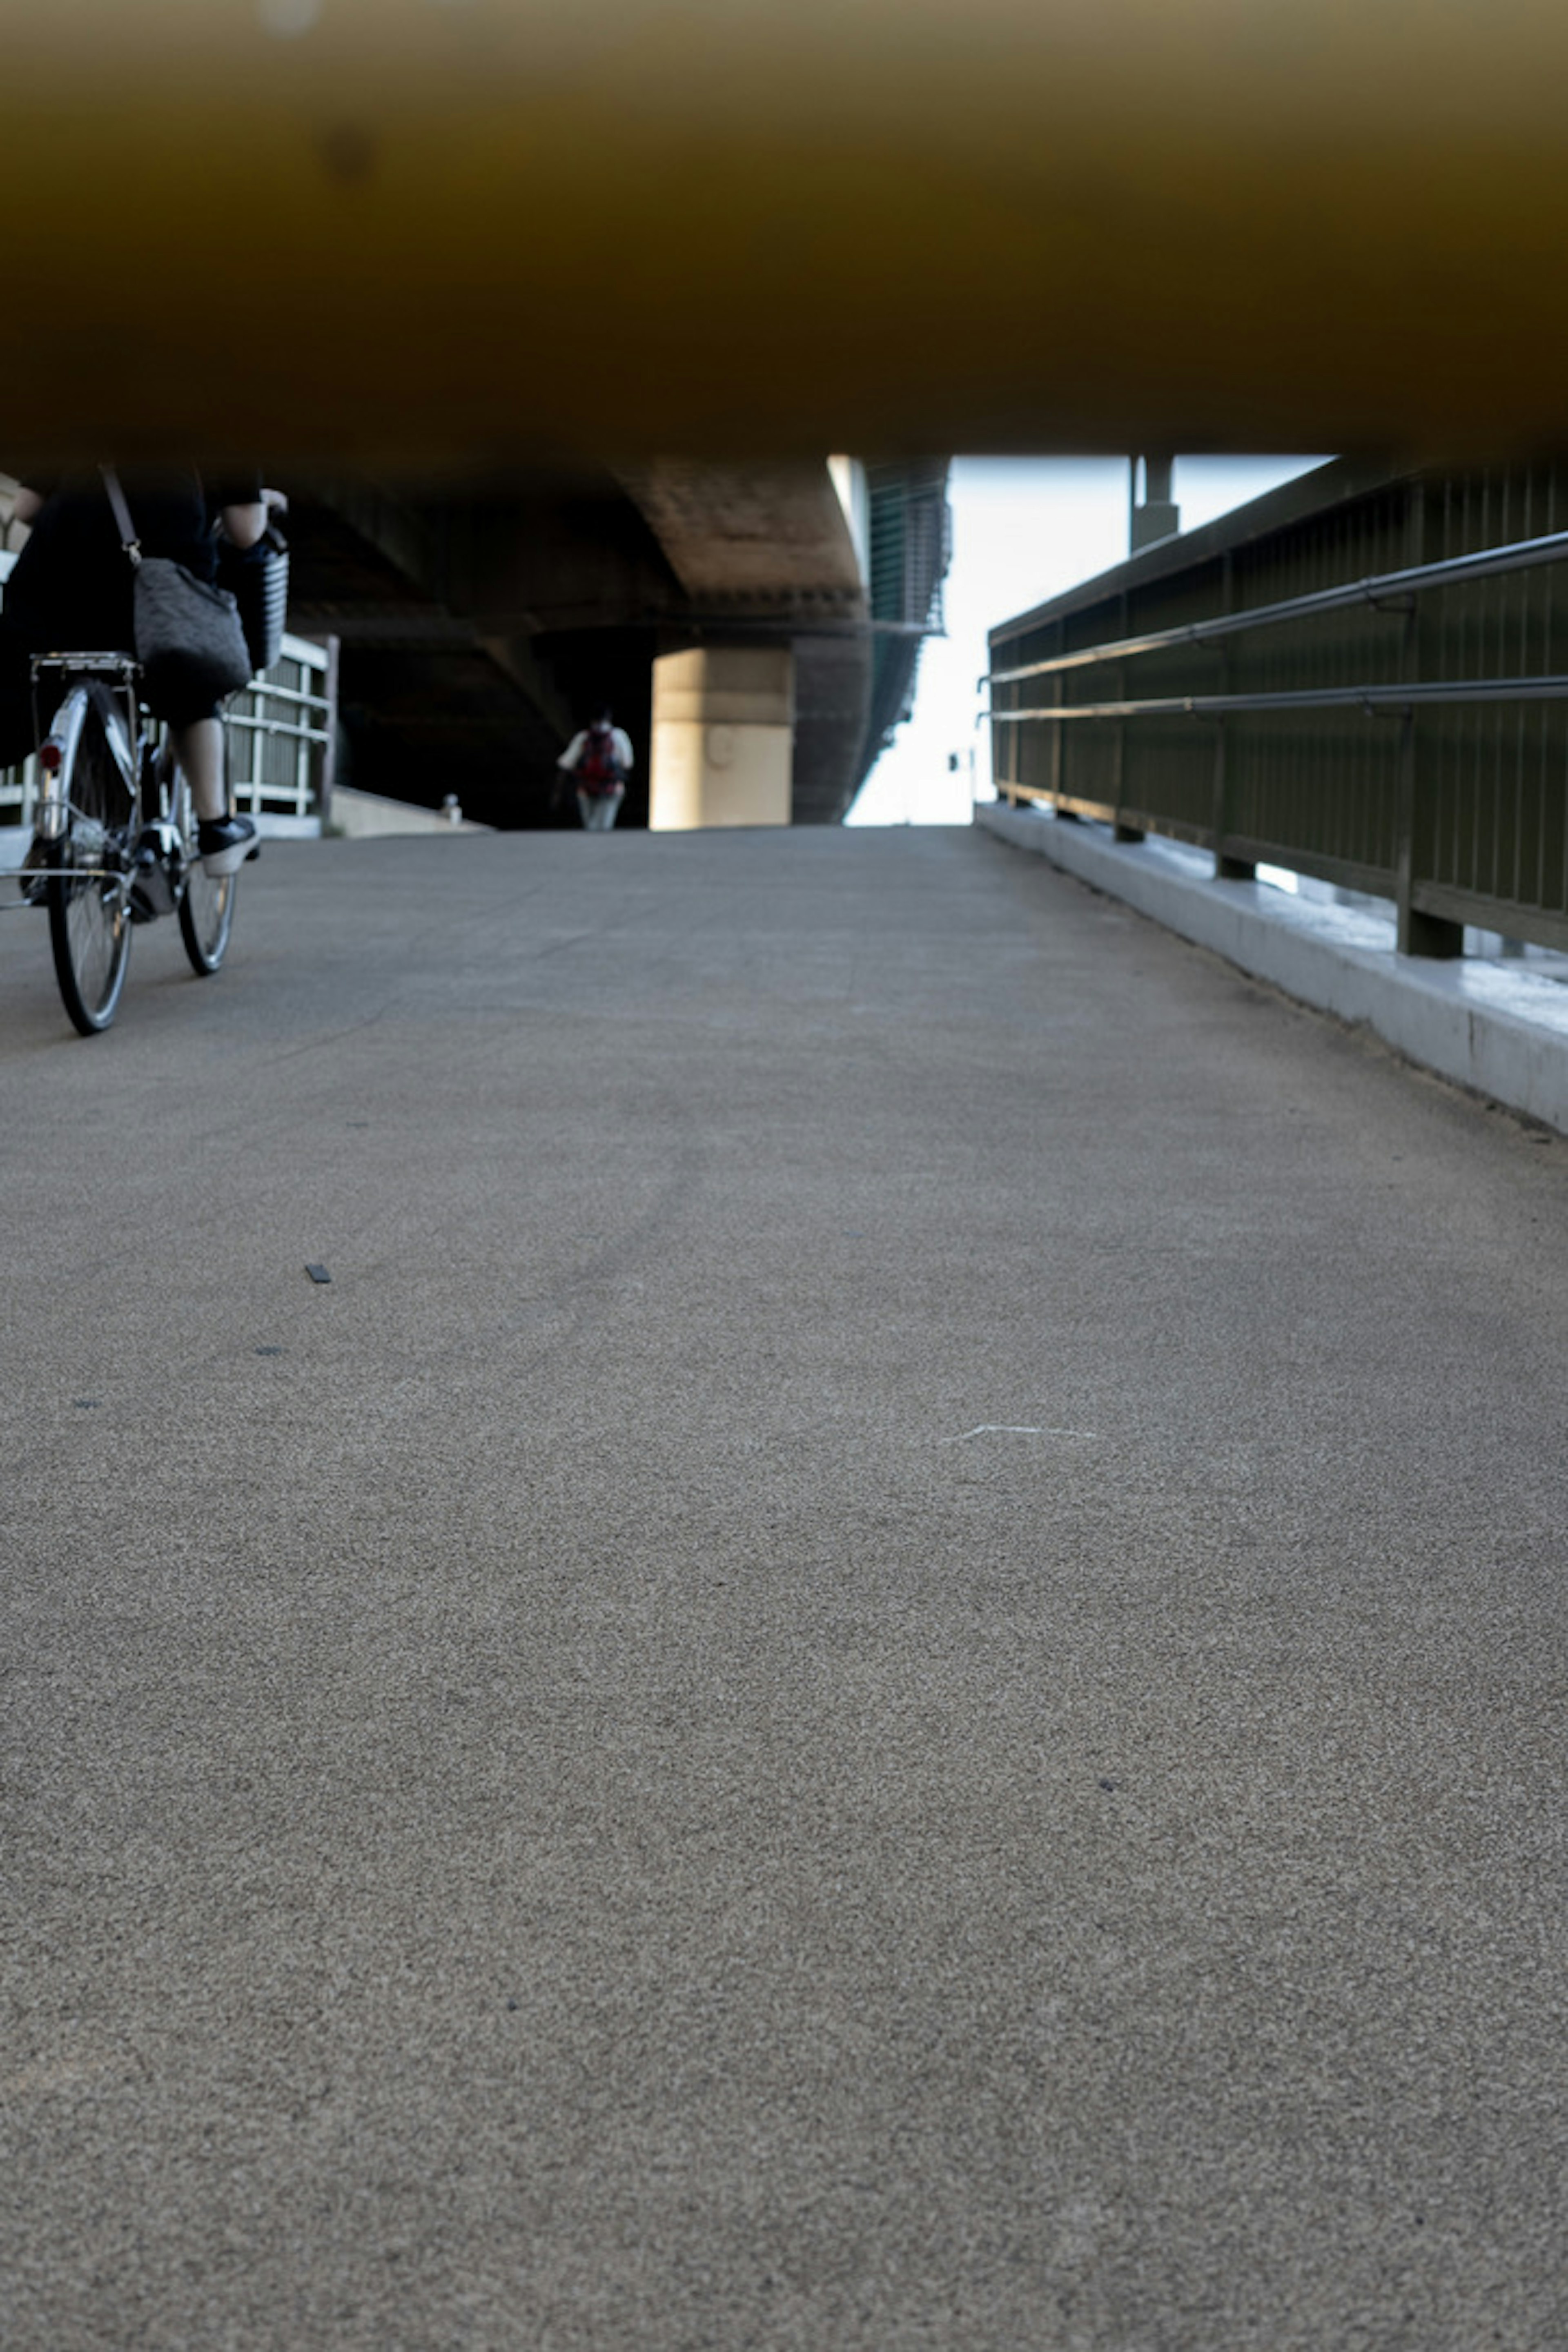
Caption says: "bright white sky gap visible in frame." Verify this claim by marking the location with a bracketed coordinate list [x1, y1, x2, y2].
[846, 456, 1327, 827]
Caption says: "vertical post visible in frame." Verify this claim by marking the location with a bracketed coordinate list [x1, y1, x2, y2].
[1110, 690, 1142, 837]
[1212, 550, 1253, 878]
[1111, 588, 1143, 842]
[317, 635, 340, 830]
[235, 688, 257, 818]
[1395, 705, 1462, 955]
[1002, 639, 1020, 806]
[1050, 619, 1064, 808]
[1394, 489, 1462, 956]
[986, 635, 1003, 801]
[296, 671, 310, 815]
[1213, 719, 1253, 878]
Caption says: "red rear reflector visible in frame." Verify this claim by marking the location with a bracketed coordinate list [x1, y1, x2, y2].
[39, 742, 62, 772]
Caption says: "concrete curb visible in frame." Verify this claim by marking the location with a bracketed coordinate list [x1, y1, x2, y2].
[976, 799, 1568, 1136]
[329, 786, 493, 837]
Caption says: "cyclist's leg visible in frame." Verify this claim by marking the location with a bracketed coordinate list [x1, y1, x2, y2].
[169, 710, 256, 876]
[170, 714, 225, 819]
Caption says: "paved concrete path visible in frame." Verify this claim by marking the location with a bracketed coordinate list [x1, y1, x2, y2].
[3, 828, 1565, 2351]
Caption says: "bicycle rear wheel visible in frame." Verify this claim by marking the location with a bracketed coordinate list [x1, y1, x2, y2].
[47, 697, 134, 1034]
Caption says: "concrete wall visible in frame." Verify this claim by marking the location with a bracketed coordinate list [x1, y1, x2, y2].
[330, 787, 491, 837]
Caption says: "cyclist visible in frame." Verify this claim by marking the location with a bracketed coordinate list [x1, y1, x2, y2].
[1, 466, 270, 879]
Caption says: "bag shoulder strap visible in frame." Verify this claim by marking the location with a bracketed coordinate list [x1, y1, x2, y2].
[99, 465, 142, 568]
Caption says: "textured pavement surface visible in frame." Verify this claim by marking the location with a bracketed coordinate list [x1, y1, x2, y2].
[2, 826, 1566, 2351]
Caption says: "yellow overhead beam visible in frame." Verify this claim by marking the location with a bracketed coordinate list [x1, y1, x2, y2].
[4, 0, 1568, 465]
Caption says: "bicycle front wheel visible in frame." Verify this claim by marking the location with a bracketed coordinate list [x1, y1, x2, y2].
[178, 856, 236, 975]
[168, 750, 238, 976]
[47, 697, 134, 1035]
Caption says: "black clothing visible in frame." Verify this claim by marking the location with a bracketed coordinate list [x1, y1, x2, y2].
[0, 466, 263, 756]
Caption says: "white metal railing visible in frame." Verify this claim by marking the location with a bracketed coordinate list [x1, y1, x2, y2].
[225, 634, 335, 826]
[0, 748, 41, 844]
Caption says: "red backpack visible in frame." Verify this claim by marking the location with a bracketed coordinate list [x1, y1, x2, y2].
[577, 726, 623, 791]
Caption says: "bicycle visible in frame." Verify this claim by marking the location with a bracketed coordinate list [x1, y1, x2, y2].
[24, 651, 243, 1034]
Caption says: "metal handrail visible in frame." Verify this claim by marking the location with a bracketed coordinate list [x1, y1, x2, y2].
[986, 674, 1568, 723]
[984, 528, 1568, 688]
[227, 715, 332, 745]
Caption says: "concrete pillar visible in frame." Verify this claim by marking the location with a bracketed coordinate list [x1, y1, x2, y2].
[649, 646, 794, 829]
[1130, 453, 1180, 552]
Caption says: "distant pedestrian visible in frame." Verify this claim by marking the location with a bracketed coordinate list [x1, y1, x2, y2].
[558, 709, 633, 831]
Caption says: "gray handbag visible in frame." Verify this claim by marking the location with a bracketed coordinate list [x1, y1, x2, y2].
[100, 465, 255, 706]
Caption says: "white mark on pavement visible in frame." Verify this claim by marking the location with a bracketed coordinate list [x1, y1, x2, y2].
[952, 1425, 1099, 1441]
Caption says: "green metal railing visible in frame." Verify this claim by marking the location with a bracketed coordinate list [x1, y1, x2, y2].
[987, 461, 1568, 955]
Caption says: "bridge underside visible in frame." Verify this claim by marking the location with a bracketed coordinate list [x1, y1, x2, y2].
[286, 461, 946, 829]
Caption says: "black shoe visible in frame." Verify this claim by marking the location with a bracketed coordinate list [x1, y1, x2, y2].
[197, 814, 258, 878]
